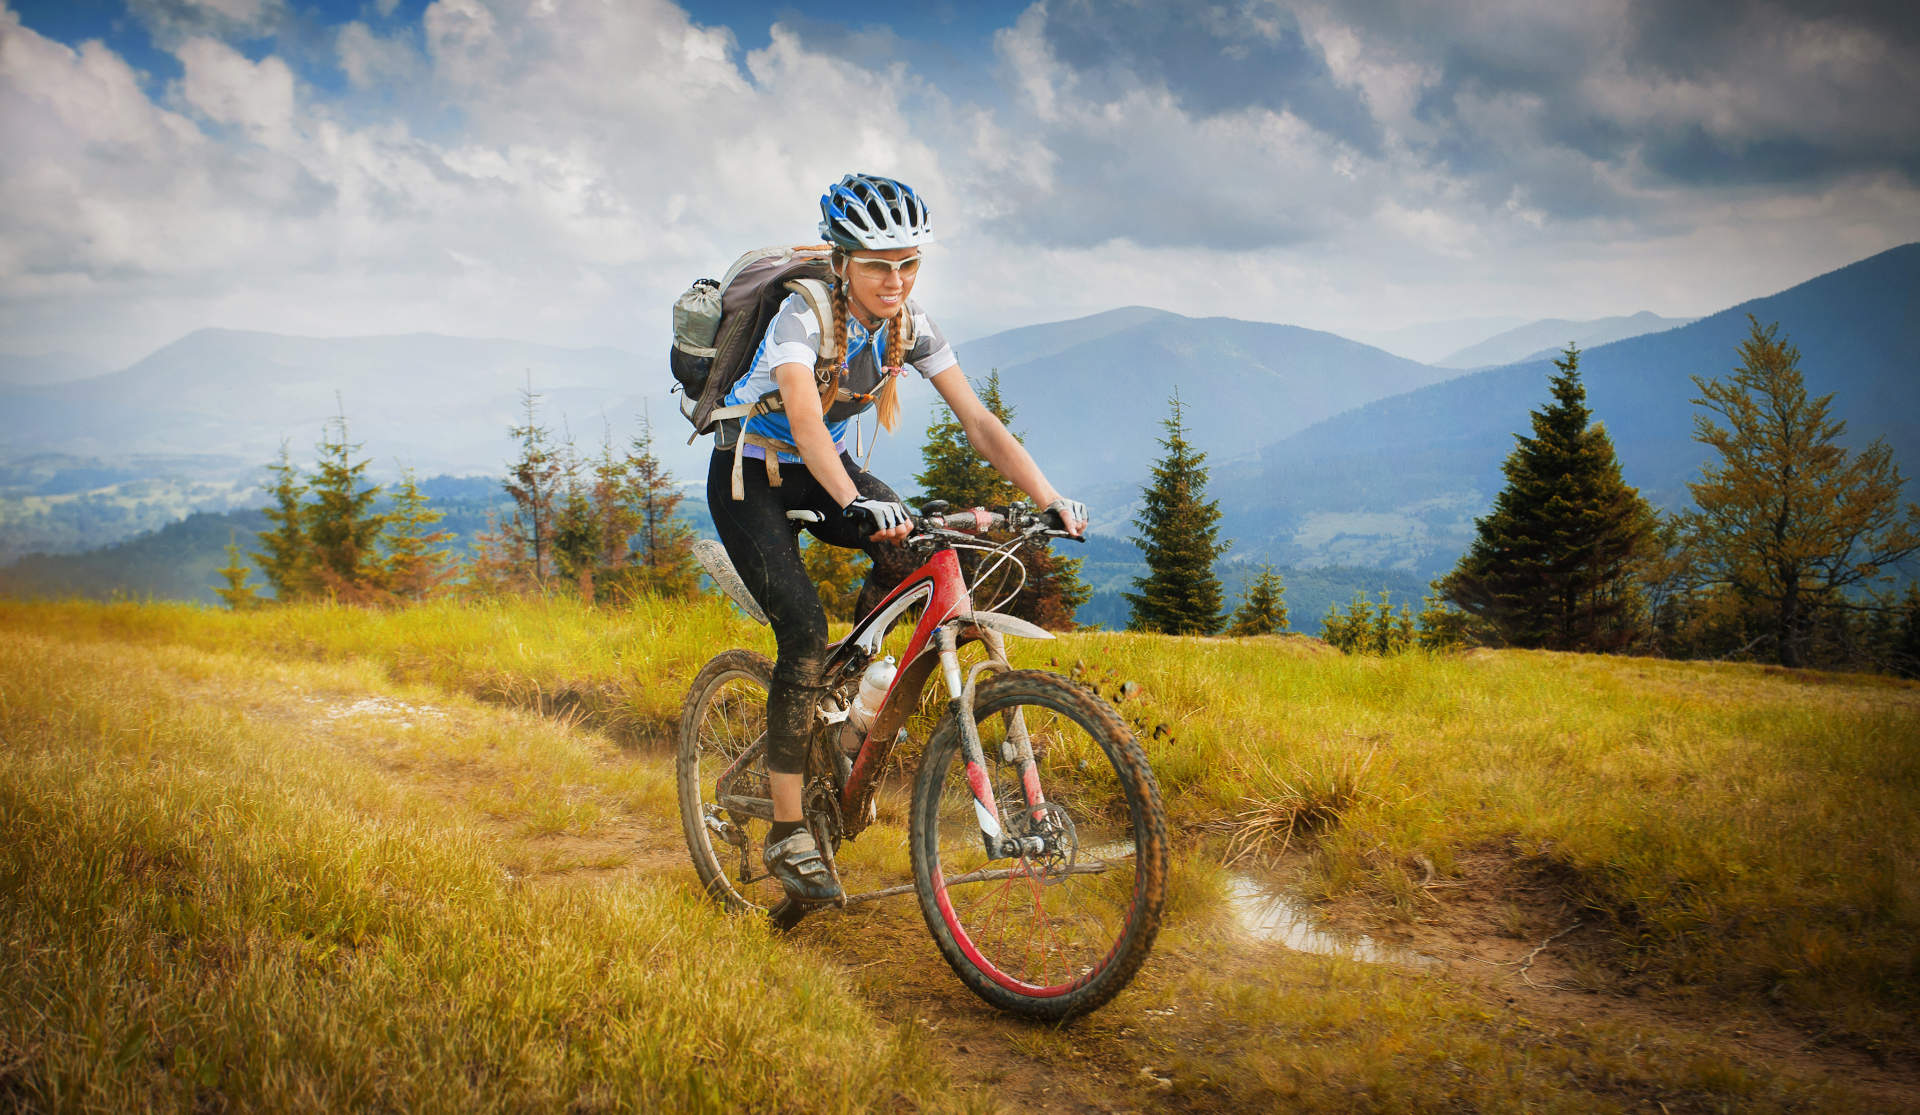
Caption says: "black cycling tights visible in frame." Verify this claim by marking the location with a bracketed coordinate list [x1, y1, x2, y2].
[707, 450, 918, 775]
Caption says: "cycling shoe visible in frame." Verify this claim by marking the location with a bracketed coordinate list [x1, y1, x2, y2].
[763, 829, 842, 904]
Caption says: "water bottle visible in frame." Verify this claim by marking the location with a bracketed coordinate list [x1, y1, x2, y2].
[842, 655, 897, 749]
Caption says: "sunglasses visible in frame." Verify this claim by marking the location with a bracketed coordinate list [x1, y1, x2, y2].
[845, 254, 923, 279]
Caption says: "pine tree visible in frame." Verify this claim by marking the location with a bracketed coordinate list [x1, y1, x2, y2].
[914, 380, 1011, 509]
[1322, 590, 1414, 654]
[1440, 346, 1658, 651]
[625, 415, 699, 599]
[381, 468, 455, 601]
[1227, 564, 1288, 636]
[551, 433, 602, 599]
[213, 533, 261, 611]
[252, 442, 313, 601]
[303, 408, 388, 601]
[1320, 591, 1373, 653]
[1372, 590, 1416, 653]
[802, 534, 870, 621]
[1415, 586, 1474, 650]
[1125, 389, 1228, 635]
[473, 381, 564, 594]
[1680, 317, 1920, 668]
[914, 370, 1090, 629]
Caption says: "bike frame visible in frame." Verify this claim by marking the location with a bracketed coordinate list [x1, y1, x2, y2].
[820, 538, 1052, 855]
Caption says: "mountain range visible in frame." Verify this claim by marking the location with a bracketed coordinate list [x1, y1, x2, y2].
[1214, 242, 1920, 575]
[2, 243, 1915, 589]
[1433, 311, 1697, 369]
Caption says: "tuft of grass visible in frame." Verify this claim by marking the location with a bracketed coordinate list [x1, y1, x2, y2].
[1221, 738, 1380, 866]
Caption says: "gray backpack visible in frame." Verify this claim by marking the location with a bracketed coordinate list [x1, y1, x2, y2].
[670, 246, 835, 440]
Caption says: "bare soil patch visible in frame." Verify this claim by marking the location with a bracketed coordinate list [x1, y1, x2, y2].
[1316, 845, 1920, 1112]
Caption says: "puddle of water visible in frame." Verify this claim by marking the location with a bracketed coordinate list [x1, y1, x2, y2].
[1227, 875, 1437, 967]
[1076, 842, 1434, 967]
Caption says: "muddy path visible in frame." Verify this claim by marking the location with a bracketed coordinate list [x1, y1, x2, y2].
[281, 675, 1917, 1113]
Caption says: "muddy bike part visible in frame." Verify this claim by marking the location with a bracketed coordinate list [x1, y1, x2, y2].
[910, 669, 1167, 1021]
[676, 649, 793, 914]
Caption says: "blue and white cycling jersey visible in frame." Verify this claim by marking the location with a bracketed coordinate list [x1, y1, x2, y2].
[719, 292, 957, 463]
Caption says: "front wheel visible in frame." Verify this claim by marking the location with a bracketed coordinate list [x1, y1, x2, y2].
[909, 670, 1167, 1020]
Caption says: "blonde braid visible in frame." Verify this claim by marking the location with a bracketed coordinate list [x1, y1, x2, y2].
[820, 251, 851, 410]
[875, 287, 908, 433]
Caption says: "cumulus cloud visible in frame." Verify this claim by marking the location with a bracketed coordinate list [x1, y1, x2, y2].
[0, 0, 1917, 366]
[125, 0, 294, 45]
[0, 0, 957, 359]
[336, 20, 419, 90]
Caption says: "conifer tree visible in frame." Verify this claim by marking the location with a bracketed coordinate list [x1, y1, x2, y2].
[551, 433, 602, 599]
[1415, 586, 1474, 650]
[381, 468, 455, 601]
[1322, 590, 1414, 654]
[252, 442, 313, 601]
[1320, 591, 1373, 653]
[1125, 389, 1228, 635]
[473, 381, 563, 593]
[1441, 346, 1657, 651]
[1680, 317, 1920, 668]
[303, 409, 388, 600]
[915, 379, 1010, 509]
[625, 415, 699, 599]
[914, 370, 1089, 628]
[1228, 564, 1289, 636]
[214, 532, 261, 610]
[802, 534, 869, 621]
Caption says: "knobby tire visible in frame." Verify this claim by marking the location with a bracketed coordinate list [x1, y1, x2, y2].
[909, 669, 1167, 1020]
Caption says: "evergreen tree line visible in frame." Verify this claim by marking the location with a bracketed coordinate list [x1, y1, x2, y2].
[1118, 316, 1920, 677]
[223, 387, 699, 608]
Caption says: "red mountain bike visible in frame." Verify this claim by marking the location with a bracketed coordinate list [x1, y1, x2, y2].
[677, 503, 1167, 1019]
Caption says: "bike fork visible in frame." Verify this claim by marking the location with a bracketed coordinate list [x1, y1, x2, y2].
[938, 626, 1048, 861]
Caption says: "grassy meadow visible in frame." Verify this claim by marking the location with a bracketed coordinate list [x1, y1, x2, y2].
[2, 595, 1916, 1111]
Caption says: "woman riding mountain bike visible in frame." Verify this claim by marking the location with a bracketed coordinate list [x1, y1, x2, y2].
[705, 172, 1088, 905]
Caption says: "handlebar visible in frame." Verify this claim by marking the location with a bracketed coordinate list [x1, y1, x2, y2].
[787, 502, 1083, 544]
[910, 503, 1084, 545]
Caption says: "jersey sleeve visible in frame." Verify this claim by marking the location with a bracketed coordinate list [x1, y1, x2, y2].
[906, 303, 958, 378]
[763, 292, 822, 371]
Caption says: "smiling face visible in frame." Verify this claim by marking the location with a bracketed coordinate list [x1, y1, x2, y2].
[842, 247, 922, 327]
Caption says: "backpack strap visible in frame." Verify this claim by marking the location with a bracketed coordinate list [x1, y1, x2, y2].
[730, 430, 803, 501]
[789, 274, 844, 409]
[787, 276, 835, 371]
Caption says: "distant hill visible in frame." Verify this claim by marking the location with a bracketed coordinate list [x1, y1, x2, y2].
[1343, 316, 1529, 364]
[1435, 311, 1696, 369]
[862, 307, 1468, 498]
[2, 310, 1462, 559]
[0, 330, 685, 480]
[0, 476, 514, 607]
[6, 244, 1910, 586]
[0, 351, 107, 388]
[1220, 242, 1920, 575]
[0, 509, 271, 606]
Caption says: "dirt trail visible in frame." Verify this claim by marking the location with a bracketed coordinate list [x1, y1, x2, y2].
[275, 677, 1917, 1114]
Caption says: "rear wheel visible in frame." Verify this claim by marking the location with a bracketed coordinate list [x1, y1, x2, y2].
[676, 650, 788, 913]
[909, 670, 1167, 1020]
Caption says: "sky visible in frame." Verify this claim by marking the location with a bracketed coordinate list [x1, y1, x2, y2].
[2, 0, 1917, 367]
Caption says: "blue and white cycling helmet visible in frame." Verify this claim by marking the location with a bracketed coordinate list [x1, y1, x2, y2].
[819, 173, 934, 251]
